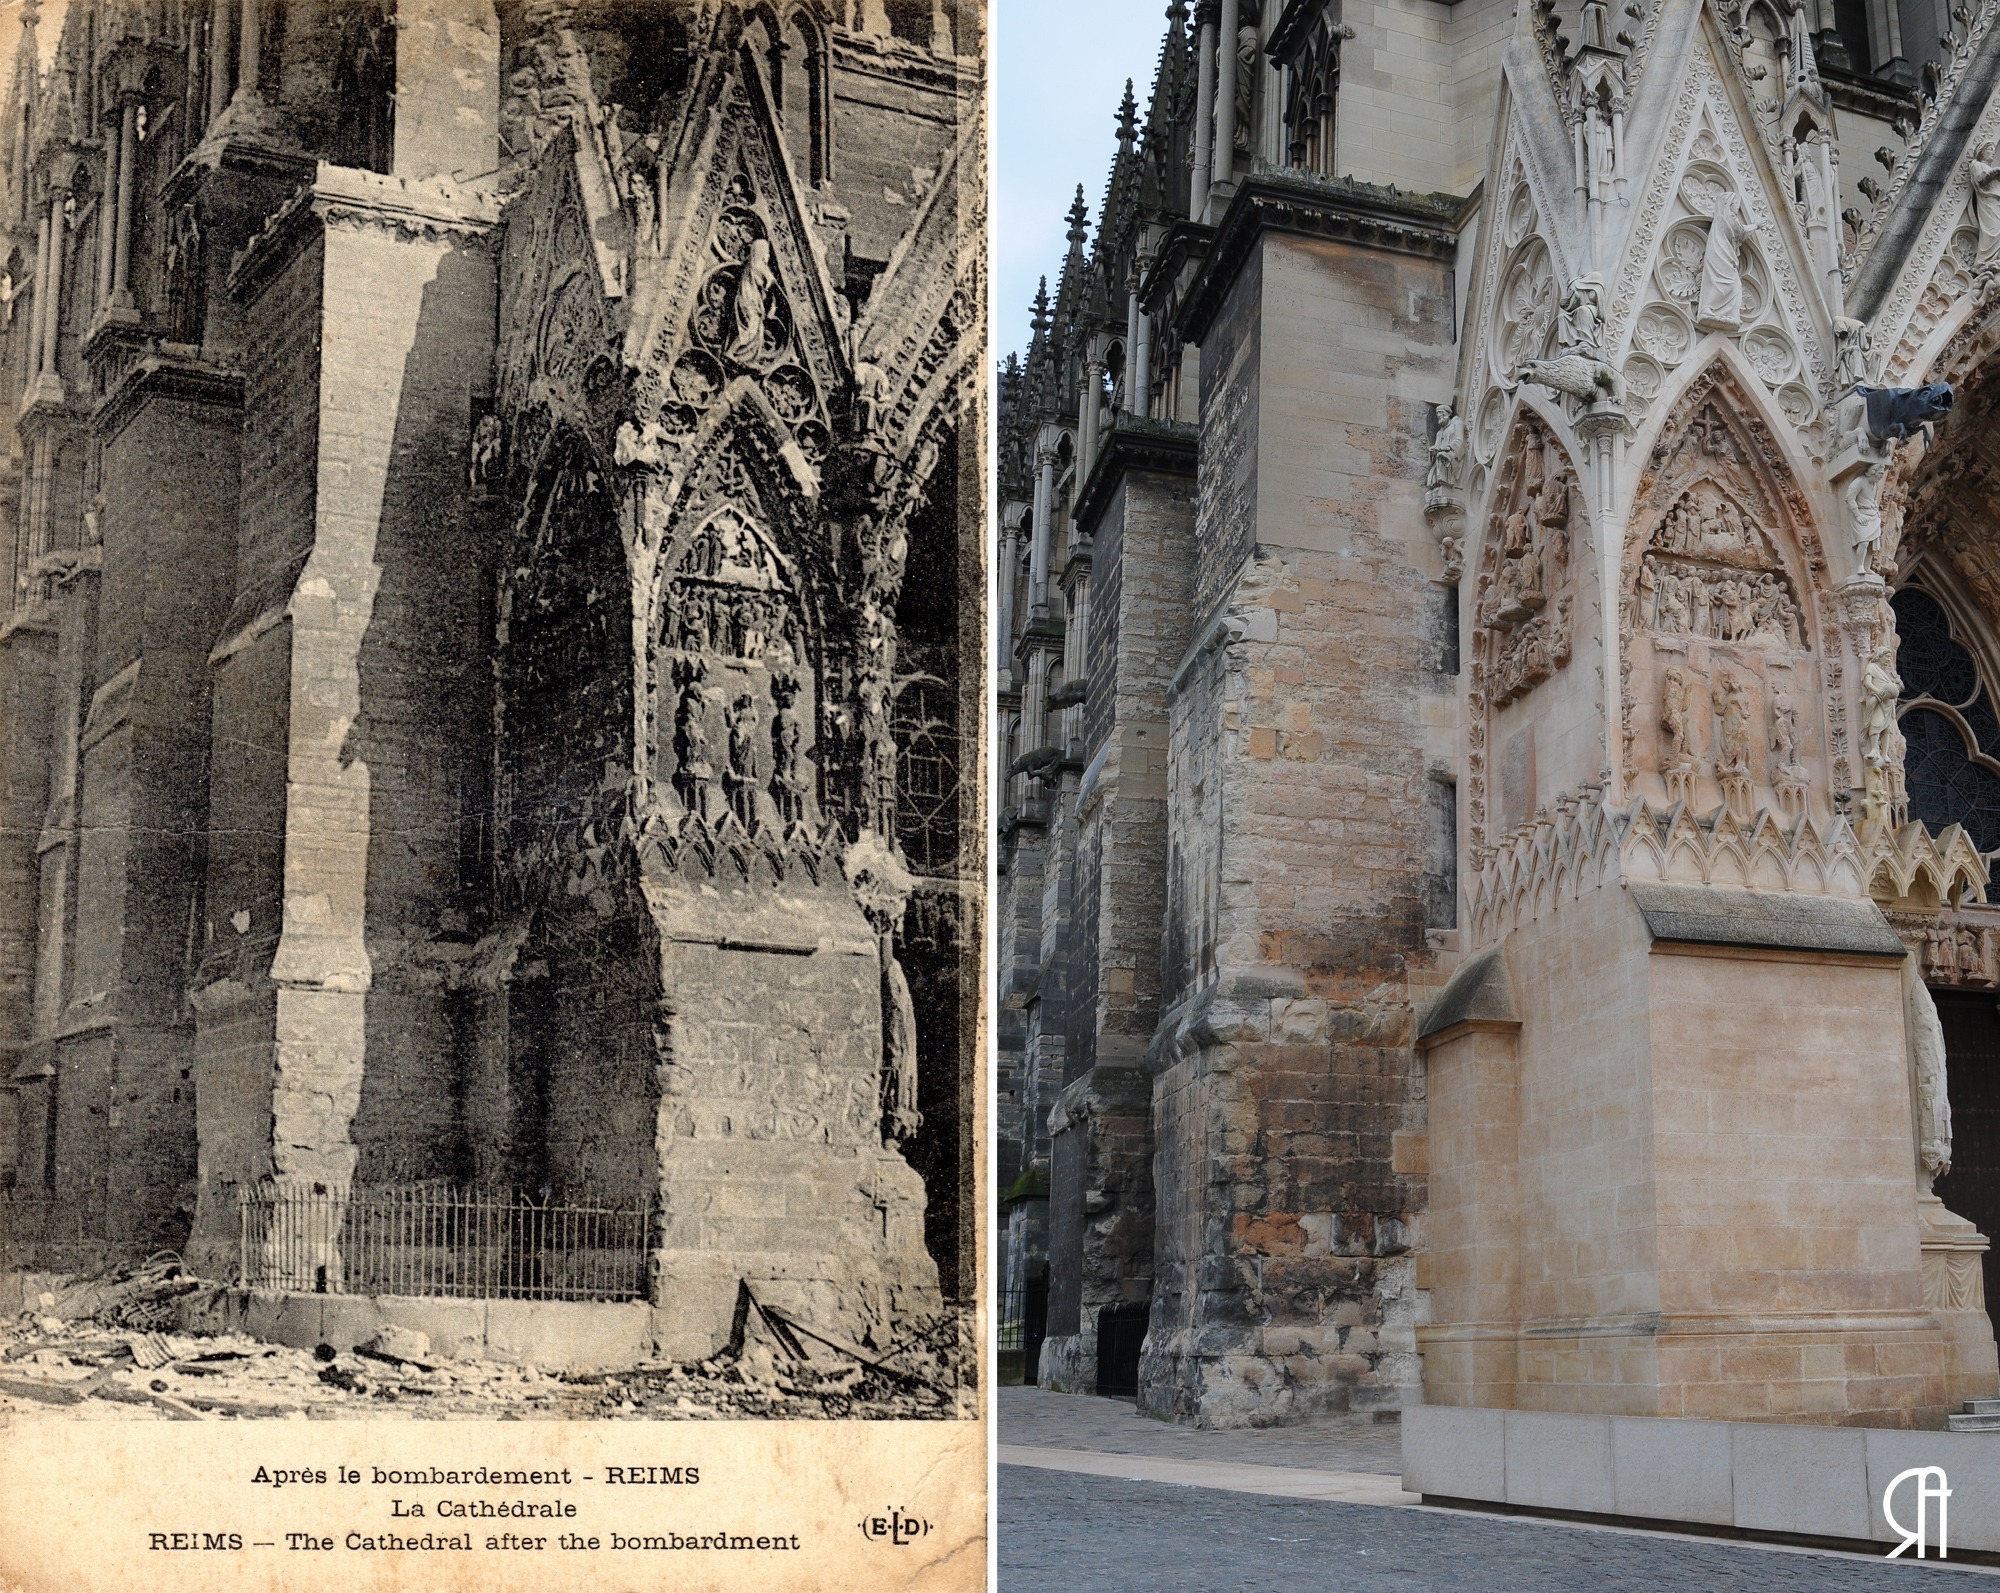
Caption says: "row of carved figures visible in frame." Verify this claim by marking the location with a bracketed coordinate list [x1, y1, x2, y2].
[668, 659, 816, 832]
[1636, 559, 1802, 647]
[1658, 665, 1813, 813]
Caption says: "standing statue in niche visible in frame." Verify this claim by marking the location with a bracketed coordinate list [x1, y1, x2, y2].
[727, 238, 778, 366]
[769, 670, 813, 826]
[672, 659, 715, 821]
[725, 691, 763, 830]
[1770, 689, 1801, 771]
[1661, 665, 1697, 769]
[881, 949, 922, 1143]
[1715, 671, 1753, 775]
[469, 413, 504, 489]
[1972, 140, 2000, 273]
[1696, 191, 1752, 331]
[1860, 645, 1903, 773]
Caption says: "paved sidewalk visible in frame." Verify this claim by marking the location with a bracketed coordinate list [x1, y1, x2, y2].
[997, 1384, 1405, 1475]
[1000, 1467, 1997, 1592]
[1000, 1443, 1416, 1505]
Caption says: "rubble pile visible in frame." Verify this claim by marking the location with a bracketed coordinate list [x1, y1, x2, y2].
[0, 1266, 976, 1422]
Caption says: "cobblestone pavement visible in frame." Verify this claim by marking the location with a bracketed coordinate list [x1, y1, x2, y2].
[999, 1385, 1404, 1474]
[999, 1467, 1997, 1592]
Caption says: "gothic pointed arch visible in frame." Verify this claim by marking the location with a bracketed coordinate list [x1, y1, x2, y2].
[1618, 360, 1837, 822]
[494, 425, 637, 915]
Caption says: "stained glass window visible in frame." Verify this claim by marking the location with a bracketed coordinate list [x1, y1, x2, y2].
[1894, 583, 2000, 891]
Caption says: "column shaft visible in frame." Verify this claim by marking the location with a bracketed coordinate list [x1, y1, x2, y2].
[1190, 19, 1216, 220]
[238, 0, 260, 99]
[96, 130, 118, 310]
[1030, 450, 1055, 614]
[1214, 0, 1240, 187]
[40, 195, 64, 377]
[111, 101, 136, 304]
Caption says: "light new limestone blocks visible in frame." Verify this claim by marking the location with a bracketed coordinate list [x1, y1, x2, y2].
[1409, 1406, 2000, 1548]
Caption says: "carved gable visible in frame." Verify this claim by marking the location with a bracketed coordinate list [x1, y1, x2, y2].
[622, 43, 847, 481]
[1610, 75, 1825, 438]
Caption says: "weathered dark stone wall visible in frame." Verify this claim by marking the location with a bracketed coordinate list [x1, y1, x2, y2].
[1041, 449, 1196, 1383]
[1142, 228, 1449, 1428]
[88, 378, 244, 1249]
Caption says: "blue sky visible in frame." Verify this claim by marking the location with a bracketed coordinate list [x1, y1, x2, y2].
[996, 0, 1170, 362]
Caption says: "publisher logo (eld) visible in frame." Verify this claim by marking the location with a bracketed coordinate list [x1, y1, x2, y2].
[1884, 1466, 1950, 1559]
[859, 1510, 932, 1547]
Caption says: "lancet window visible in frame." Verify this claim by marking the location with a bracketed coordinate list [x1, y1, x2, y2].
[1895, 581, 2000, 891]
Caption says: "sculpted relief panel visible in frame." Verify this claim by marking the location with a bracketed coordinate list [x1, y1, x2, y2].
[1620, 378, 1832, 821]
[1466, 414, 1583, 854]
[1474, 417, 1578, 709]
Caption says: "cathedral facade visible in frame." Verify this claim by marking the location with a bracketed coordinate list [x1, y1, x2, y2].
[1002, 0, 2000, 1429]
[0, 0, 983, 1361]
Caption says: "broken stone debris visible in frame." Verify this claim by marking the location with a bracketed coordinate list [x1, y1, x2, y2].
[0, 1260, 973, 1420]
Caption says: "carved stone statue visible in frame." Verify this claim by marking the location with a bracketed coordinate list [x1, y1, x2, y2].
[1234, 25, 1260, 156]
[672, 660, 715, 820]
[1834, 316, 1871, 390]
[725, 690, 763, 829]
[1769, 689, 1800, 771]
[769, 670, 812, 826]
[1860, 646, 1903, 774]
[1696, 191, 1751, 332]
[726, 237, 777, 365]
[1906, 955, 1953, 1190]
[1972, 140, 2000, 273]
[1559, 274, 1604, 354]
[1845, 464, 1885, 563]
[881, 949, 922, 1143]
[469, 413, 503, 489]
[1661, 665, 1696, 767]
[1715, 671, 1752, 775]
[1883, 716, 1909, 825]
[1425, 402, 1464, 502]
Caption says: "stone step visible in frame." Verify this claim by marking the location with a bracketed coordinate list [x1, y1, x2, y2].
[1946, 1413, 2000, 1433]
[1967, 1399, 2000, 1416]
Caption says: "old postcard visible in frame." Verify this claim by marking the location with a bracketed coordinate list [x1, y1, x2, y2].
[0, 1, 986, 1588]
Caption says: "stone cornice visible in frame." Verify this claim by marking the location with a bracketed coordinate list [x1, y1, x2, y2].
[1822, 65, 1918, 122]
[1013, 614, 1065, 663]
[1178, 167, 1464, 345]
[228, 165, 501, 305]
[1076, 416, 1199, 533]
[94, 353, 245, 444]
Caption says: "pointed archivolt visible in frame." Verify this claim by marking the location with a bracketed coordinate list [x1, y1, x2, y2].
[1620, 359, 1839, 817]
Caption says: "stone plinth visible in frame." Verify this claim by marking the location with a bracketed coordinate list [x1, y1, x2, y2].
[643, 866, 939, 1360]
[1421, 881, 1987, 1426]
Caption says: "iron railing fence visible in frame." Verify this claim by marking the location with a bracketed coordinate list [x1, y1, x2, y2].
[237, 1184, 651, 1303]
[997, 1288, 1025, 1350]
